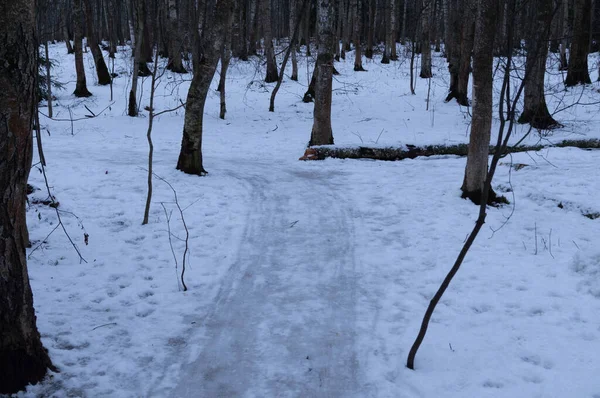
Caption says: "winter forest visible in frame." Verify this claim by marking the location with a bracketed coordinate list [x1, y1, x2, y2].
[1, 0, 600, 395]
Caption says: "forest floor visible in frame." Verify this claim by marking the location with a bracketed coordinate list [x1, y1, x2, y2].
[19, 43, 600, 397]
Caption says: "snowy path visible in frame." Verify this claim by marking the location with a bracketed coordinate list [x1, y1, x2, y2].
[171, 162, 361, 397]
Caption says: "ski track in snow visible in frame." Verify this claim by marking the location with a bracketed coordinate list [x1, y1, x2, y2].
[170, 162, 360, 397]
[21, 43, 600, 398]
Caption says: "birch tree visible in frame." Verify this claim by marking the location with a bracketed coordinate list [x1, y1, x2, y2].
[309, 0, 335, 145]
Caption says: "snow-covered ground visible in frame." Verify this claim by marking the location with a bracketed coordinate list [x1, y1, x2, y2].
[18, 43, 600, 397]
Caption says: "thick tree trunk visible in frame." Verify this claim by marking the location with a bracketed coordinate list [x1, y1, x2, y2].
[420, 0, 432, 78]
[518, 0, 558, 129]
[262, 0, 279, 82]
[565, 0, 592, 86]
[177, 0, 234, 174]
[73, 0, 92, 96]
[83, 0, 112, 85]
[0, 0, 54, 393]
[461, 0, 497, 204]
[310, 0, 335, 146]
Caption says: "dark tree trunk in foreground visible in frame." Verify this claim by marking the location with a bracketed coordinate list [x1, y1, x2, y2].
[461, 0, 497, 203]
[83, 0, 112, 85]
[73, 0, 92, 96]
[565, 0, 592, 86]
[177, 0, 234, 174]
[0, 0, 54, 393]
[517, 0, 558, 129]
[309, 0, 335, 146]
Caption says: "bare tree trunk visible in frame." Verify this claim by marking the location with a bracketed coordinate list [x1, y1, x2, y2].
[128, 0, 144, 116]
[353, 0, 366, 70]
[177, 0, 234, 174]
[559, 0, 569, 70]
[218, 26, 232, 119]
[445, 0, 473, 105]
[73, 0, 92, 96]
[420, 0, 433, 77]
[262, 0, 279, 82]
[0, 0, 54, 392]
[305, 1, 312, 55]
[518, 0, 558, 129]
[44, 41, 53, 118]
[340, 0, 349, 58]
[83, 0, 112, 85]
[381, 0, 391, 63]
[63, 3, 75, 54]
[400, 0, 408, 44]
[461, 0, 497, 203]
[390, 0, 398, 59]
[310, 0, 335, 146]
[366, 0, 375, 57]
[291, 0, 300, 79]
[166, 0, 186, 72]
[565, 0, 592, 86]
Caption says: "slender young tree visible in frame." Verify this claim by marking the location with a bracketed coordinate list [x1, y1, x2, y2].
[309, 0, 335, 146]
[73, 0, 92, 96]
[0, 0, 54, 392]
[517, 0, 559, 129]
[461, 0, 497, 203]
[565, 0, 592, 86]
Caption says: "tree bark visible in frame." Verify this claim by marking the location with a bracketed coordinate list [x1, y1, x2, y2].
[461, 0, 497, 203]
[262, 0, 279, 82]
[83, 0, 112, 85]
[128, 0, 144, 116]
[309, 0, 335, 146]
[445, 0, 474, 105]
[559, 0, 568, 70]
[177, 0, 234, 174]
[0, 0, 54, 392]
[73, 0, 92, 96]
[291, 0, 299, 79]
[565, 0, 592, 86]
[166, 0, 187, 73]
[353, 0, 366, 70]
[366, 0, 375, 57]
[517, 0, 559, 129]
[420, 0, 433, 78]
[389, 0, 398, 60]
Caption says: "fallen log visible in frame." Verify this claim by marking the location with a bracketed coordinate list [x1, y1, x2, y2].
[299, 139, 600, 161]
